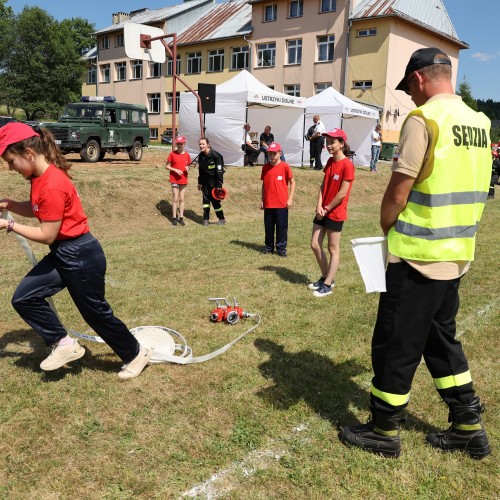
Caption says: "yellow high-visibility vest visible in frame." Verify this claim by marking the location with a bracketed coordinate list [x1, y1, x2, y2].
[388, 98, 491, 261]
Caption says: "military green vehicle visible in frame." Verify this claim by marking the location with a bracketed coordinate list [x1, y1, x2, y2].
[41, 96, 150, 162]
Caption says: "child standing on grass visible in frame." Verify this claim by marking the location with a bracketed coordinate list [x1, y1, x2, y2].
[0, 123, 151, 379]
[165, 136, 190, 226]
[260, 142, 295, 257]
[309, 129, 355, 297]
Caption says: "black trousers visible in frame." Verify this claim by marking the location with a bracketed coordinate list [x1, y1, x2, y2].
[263, 208, 288, 254]
[311, 137, 325, 169]
[11, 233, 140, 363]
[371, 261, 475, 413]
[202, 185, 224, 220]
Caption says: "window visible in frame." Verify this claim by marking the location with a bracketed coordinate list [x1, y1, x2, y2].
[264, 4, 277, 22]
[315, 82, 330, 93]
[119, 109, 129, 123]
[353, 80, 373, 89]
[320, 0, 336, 13]
[100, 64, 110, 83]
[131, 109, 147, 124]
[87, 67, 97, 84]
[166, 92, 180, 113]
[187, 52, 201, 74]
[287, 39, 302, 65]
[116, 33, 124, 47]
[150, 128, 159, 140]
[115, 62, 126, 81]
[357, 28, 377, 37]
[148, 93, 161, 113]
[166, 56, 181, 76]
[317, 35, 334, 62]
[208, 49, 224, 72]
[289, 0, 303, 18]
[149, 62, 161, 78]
[100, 36, 110, 49]
[257, 42, 276, 67]
[285, 84, 300, 97]
[231, 46, 249, 70]
[131, 60, 143, 80]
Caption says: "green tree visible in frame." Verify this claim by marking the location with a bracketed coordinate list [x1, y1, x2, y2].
[456, 79, 478, 111]
[60, 17, 96, 56]
[0, 7, 93, 120]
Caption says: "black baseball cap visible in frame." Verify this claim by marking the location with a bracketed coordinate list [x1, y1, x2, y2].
[396, 47, 452, 92]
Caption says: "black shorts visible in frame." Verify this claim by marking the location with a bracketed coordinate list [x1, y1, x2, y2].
[312, 217, 344, 232]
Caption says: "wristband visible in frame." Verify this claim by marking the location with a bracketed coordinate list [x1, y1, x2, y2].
[6, 219, 14, 233]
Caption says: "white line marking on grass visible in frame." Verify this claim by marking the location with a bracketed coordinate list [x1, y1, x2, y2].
[457, 298, 499, 338]
[182, 448, 284, 499]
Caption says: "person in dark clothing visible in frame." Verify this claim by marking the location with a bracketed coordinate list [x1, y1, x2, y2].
[242, 123, 260, 166]
[488, 150, 500, 199]
[308, 115, 325, 169]
[197, 137, 226, 225]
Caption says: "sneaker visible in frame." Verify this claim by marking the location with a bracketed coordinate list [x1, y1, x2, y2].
[277, 252, 287, 258]
[339, 423, 401, 458]
[203, 220, 210, 226]
[40, 340, 85, 371]
[308, 277, 325, 290]
[217, 219, 226, 225]
[313, 282, 333, 297]
[178, 217, 185, 226]
[118, 347, 152, 380]
[261, 249, 273, 255]
[172, 218, 178, 226]
[426, 427, 491, 460]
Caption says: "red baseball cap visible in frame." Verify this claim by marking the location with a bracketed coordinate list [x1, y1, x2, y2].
[175, 136, 186, 143]
[0, 122, 39, 156]
[322, 128, 347, 142]
[267, 142, 281, 152]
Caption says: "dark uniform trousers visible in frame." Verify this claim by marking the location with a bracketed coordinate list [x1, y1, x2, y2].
[202, 186, 224, 221]
[371, 260, 475, 414]
[264, 207, 288, 254]
[11, 233, 140, 363]
[311, 136, 325, 169]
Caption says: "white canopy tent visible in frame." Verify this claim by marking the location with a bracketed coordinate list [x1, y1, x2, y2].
[305, 87, 379, 167]
[179, 70, 306, 166]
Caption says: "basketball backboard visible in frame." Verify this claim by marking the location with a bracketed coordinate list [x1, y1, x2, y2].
[124, 22, 166, 63]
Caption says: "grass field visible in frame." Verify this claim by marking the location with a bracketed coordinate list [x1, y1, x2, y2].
[0, 151, 498, 499]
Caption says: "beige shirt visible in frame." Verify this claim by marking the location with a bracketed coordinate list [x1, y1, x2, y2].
[389, 94, 470, 280]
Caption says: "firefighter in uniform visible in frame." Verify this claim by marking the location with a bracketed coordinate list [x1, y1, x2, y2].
[197, 137, 226, 225]
[340, 48, 491, 459]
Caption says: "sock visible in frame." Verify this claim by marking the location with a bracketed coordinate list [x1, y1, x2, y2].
[57, 335, 74, 346]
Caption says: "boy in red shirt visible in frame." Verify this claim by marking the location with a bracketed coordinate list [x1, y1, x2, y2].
[260, 142, 296, 257]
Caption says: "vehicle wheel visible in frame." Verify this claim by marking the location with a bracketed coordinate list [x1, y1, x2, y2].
[128, 141, 143, 161]
[82, 140, 101, 163]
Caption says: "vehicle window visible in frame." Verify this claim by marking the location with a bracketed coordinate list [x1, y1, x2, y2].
[119, 109, 129, 123]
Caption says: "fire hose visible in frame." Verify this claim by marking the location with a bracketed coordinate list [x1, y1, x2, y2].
[1, 210, 260, 365]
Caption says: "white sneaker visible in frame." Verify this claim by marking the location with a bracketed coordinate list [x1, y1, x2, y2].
[118, 347, 152, 380]
[40, 340, 85, 371]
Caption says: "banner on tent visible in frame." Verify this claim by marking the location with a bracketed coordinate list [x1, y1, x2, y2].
[249, 93, 305, 108]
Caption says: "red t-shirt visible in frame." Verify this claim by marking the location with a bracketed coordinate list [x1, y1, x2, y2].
[167, 150, 191, 185]
[30, 164, 89, 240]
[321, 156, 355, 221]
[260, 161, 293, 208]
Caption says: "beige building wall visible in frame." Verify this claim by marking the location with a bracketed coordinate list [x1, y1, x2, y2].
[347, 18, 461, 142]
[249, 0, 349, 96]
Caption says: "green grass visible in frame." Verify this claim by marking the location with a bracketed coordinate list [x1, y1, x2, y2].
[0, 158, 498, 498]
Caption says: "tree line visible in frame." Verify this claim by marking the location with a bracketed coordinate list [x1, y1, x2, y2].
[0, 0, 95, 120]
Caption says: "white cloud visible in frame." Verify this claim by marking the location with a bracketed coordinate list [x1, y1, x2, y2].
[471, 52, 496, 62]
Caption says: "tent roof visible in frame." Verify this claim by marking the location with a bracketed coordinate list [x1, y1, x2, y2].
[217, 70, 305, 108]
[306, 87, 378, 119]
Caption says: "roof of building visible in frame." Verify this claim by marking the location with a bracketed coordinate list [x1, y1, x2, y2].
[95, 0, 213, 34]
[352, 0, 468, 48]
[176, 1, 252, 45]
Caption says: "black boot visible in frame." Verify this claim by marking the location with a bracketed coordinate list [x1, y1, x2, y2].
[426, 397, 491, 459]
[339, 406, 403, 458]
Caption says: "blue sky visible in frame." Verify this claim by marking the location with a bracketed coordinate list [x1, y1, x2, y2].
[6, 0, 498, 101]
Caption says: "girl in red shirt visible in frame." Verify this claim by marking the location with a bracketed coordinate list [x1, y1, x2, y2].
[309, 129, 355, 297]
[0, 123, 151, 378]
[165, 136, 191, 226]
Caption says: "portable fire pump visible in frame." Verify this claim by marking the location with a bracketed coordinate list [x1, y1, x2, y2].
[209, 297, 253, 325]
